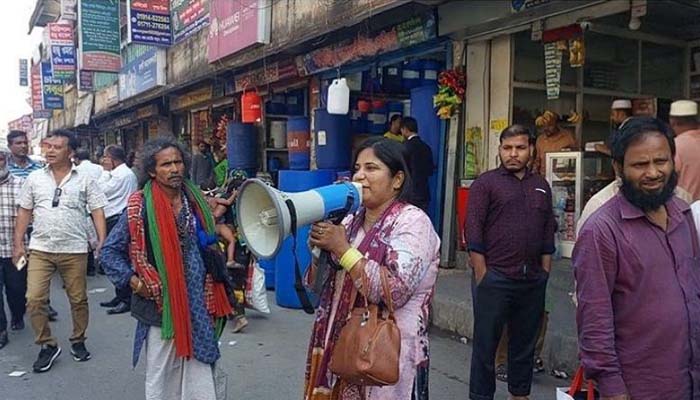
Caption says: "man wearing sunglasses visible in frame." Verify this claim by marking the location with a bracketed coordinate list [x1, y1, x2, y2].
[13, 130, 107, 373]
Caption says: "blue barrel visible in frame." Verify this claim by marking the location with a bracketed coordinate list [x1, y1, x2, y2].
[258, 258, 276, 290]
[287, 117, 311, 170]
[368, 104, 387, 134]
[382, 64, 403, 93]
[402, 60, 423, 90]
[274, 170, 337, 309]
[267, 156, 281, 173]
[421, 60, 441, 87]
[227, 122, 257, 171]
[314, 108, 352, 170]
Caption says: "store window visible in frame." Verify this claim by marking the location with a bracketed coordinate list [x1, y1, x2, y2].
[642, 42, 685, 99]
[513, 31, 577, 87]
[584, 32, 638, 94]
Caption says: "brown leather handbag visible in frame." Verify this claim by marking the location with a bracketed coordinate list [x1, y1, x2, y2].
[329, 268, 401, 386]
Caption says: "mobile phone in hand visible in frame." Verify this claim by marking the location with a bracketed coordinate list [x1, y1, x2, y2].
[15, 256, 27, 271]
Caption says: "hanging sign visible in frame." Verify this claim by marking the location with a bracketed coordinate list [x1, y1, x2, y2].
[544, 42, 562, 100]
[61, 0, 78, 20]
[41, 62, 65, 110]
[78, 0, 122, 72]
[48, 23, 76, 81]
[78, 69, 94, 91]
[207, 0, 271, 63]
[118, 45, 167, 100]
[19, 59, 29, 86]
[128, 0, 172, 46]
[171, 0, 209, 43]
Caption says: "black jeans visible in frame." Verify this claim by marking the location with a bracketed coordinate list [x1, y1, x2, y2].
[104, 213, 131, 305]
[469, 269, 547, 400]
[0, 257, 28, 332]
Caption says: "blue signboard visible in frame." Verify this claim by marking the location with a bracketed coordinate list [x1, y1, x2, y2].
[19, 59, 28, 86]
[118, 45, 165, 100]
[128, 0, 172, 46]
[51, 45, 77, 80]
[41, 62, 64, 109]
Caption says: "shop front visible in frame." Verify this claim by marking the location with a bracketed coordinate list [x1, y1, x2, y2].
[444, 0, 698, 256]
[296, 11, 452, 232]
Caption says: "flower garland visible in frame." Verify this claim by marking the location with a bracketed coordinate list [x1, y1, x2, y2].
[433, 68, 466, 119]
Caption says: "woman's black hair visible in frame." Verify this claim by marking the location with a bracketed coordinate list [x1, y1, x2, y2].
[353, 136, 413, 203]
[611, 117, 676, 165]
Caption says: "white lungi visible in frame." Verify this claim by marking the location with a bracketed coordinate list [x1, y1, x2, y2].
[144, 327, 217, 400]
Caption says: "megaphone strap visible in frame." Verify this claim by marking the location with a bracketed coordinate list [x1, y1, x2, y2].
[285, 198, 316, 315]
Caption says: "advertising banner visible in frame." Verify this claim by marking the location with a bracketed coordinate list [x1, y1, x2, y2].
[31, 62, 44, 111]
[78, 0, 121, 72]
[128, 0, 172, 46]
[41, 62, 64, 110]
[19, 59, 28, 86]
[78, 69, 94, 91]
[207, 0, 270, 63]
[61, 0, 78, 20]
[118, 44, 166, 100]
[49, 23, 77, 81]
[171, 0, 209, 43]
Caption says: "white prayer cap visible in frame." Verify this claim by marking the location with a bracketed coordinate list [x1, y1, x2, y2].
[669, 100, 698, 117]
[611, 99, 632, 110]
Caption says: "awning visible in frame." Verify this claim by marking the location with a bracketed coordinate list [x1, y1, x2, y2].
[28, 0, 60, 34]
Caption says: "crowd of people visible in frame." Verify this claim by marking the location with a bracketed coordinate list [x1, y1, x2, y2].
[0, 95, 698, 400]
[466, 99, 700, 400]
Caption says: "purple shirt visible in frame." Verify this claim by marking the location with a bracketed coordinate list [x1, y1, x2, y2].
[466, 165, 556, 279]
[573, 194, 700, 400]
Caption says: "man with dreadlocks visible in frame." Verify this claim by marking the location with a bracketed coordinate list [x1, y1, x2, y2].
[100, 137, 232, 400]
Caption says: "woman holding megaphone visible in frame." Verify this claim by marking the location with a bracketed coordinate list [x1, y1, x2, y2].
[305, 137, 440, 400]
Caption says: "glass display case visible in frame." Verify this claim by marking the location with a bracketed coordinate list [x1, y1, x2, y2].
[545, 151, 615, 258]
[546, 152, 581, 258]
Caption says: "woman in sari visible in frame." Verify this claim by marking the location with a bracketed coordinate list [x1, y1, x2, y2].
[305, 137, 440, 400]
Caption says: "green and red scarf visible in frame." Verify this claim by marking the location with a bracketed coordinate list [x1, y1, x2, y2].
[127, 179, 232, 359]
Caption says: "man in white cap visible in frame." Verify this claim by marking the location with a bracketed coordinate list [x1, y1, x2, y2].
[595, 99, 633, 155]
[669, 100, 700, 201]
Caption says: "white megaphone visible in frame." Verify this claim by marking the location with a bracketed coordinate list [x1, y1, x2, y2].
[236, 178, 363, 260]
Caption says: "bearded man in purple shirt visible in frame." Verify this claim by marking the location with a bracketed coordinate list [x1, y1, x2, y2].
[574, 117, 700, 400]
[467, 125, 556, 400]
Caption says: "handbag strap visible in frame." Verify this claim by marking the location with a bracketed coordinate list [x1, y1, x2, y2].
[379, 268, 395, 317]
[567, 366, 585, 395]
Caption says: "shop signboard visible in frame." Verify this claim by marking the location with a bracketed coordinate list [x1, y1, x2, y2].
[207, 0, 271, 63]
[31, 62, 44, 110]
[41, 62, 64, 110]
[171, 0, 209, 43]
[48, 23, 76, 81]
[61, 0, 78, 20]
[19, 59, 28, 86]
[234, 60, 298, 92]
[8, 115, 33, 137]
[127, 0, 172, 46]
[78, 69, 94, 91]
[118, 45, 166, 100]
[170, 85, 212, 110]
[297, 13, 437, 76]
[78, 0, 121, 72]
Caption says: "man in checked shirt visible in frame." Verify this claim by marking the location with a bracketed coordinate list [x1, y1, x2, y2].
[0, 148, 27, 349]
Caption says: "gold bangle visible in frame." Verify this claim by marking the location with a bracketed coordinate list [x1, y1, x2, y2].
[339, 248, 364, 272]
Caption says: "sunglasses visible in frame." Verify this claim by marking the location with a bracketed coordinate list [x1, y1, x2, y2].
[52, 188, 62, 208]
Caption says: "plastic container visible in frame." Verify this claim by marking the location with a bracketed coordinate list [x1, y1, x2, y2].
[382, 64, 403, 93]
[327, 78, 350, 115]
[286, 90, 304, 115]
[267, 156, 282, 173]
[227, 122, 258, 171]
[241, 91, 262, 123]
[269, 120, 287, 149]
[402, 60, 424, 90]
[357, 100, 371, 113]
[314, 108, 352, 170]
[287, 117, 311, 170]
[350, 109, 368, 134]
[421, 60, 441, 87]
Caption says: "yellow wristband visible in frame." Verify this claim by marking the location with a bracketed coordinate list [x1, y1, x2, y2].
[339, 248, 364, 271]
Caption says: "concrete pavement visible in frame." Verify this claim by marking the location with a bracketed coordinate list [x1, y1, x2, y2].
[0, 275, 564, 399]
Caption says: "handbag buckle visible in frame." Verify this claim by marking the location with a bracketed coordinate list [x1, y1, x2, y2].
[360, 310, 370, 326]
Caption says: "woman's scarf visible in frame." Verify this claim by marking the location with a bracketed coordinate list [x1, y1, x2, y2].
[304, 200, 407, 400]
[127, 179, 231, 359]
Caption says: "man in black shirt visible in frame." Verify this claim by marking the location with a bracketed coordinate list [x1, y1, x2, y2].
[400, 117, 434, 212]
